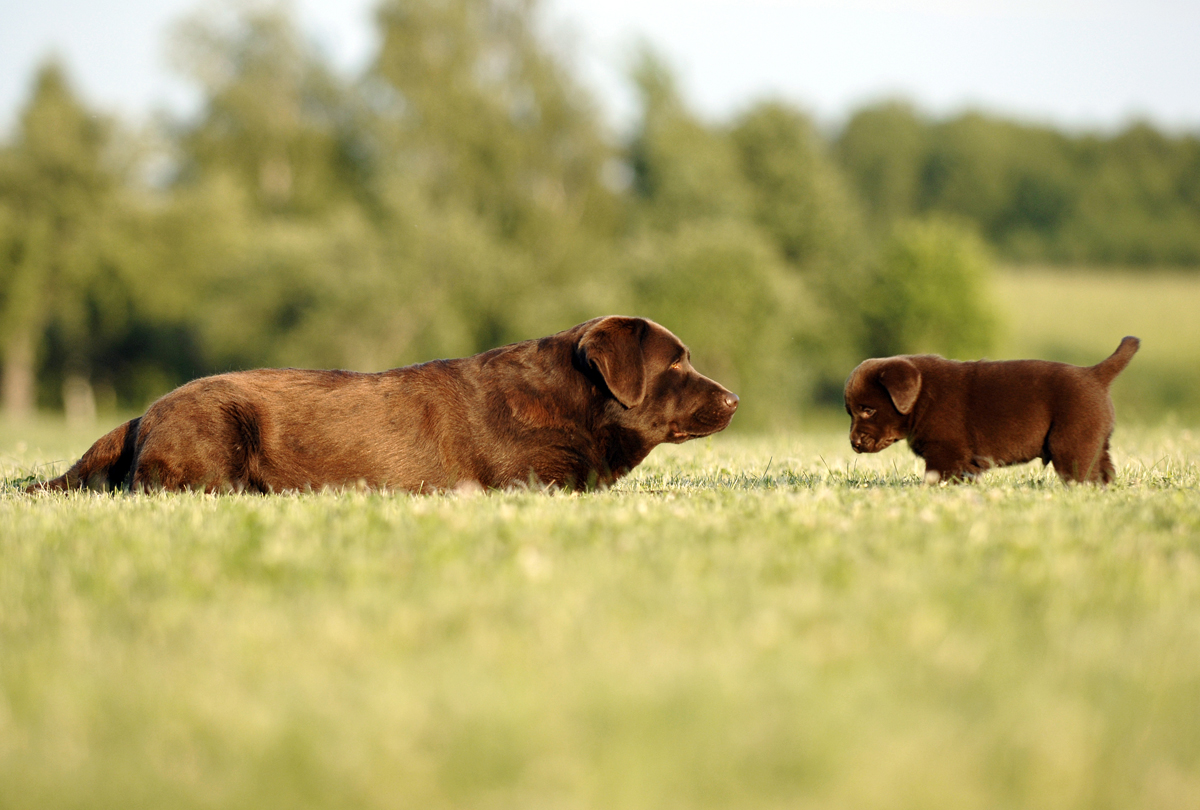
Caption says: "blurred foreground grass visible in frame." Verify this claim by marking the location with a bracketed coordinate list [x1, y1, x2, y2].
[3, 422, 1200, 810]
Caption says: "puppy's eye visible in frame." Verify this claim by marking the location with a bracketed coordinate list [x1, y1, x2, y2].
[670, 360, 682, 371]
[858, 406, 875, 418]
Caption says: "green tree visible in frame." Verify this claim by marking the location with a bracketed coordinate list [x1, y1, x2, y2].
[836, 100, 926, 229]
[923, 113, 1079, 261]
[619, 221, 814, 429]
[169, 4, 364, 217]
[370, 0, 617, 248]
[161, 0, 620, 376]
[1066, 123, 1200, 265]
[165, 5, 417, 373]
[367, 0, 620, 352]
[732, 102, 865, 271]
[863, 218, 997, 358]
[0, 61, 129, 420]
[621, 61, 876, 418]
[836, 101, 1200, 268]
[730, 101, 873, 390]
[626, 47, 750, 232]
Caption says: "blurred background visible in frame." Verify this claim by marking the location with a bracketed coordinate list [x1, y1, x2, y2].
[1, 0, 1198, 430]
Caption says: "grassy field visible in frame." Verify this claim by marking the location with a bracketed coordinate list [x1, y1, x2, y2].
[3, 268, 1200, 809]
[4, 418, 1200, 810]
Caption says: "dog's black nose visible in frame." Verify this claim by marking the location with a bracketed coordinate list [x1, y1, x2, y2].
[723, 392, 739, 411]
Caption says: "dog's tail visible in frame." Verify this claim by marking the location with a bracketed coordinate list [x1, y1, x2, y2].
[1090, 336, 1140, 387]
[26, 417, 141, 493]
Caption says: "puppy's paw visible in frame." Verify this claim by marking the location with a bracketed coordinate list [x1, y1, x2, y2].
[452, 478, 486, 497]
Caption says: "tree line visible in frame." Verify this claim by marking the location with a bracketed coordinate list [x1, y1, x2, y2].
[838, 101, 1200, 266]
[1, 0, 1196, 427]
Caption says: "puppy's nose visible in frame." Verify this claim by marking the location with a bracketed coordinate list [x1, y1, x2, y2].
[722, 392, 739, 411]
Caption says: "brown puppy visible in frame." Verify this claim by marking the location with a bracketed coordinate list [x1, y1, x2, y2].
[844, 337, 1139, 484]
[28, 316, 738, 494]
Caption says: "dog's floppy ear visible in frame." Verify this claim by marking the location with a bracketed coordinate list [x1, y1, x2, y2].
[578, 317, 648, 408]
[878, 358, 921, 415]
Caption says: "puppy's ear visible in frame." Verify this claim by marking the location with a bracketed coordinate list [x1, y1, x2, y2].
[878, 358, 921, 414]
[578, 317, 647, 408]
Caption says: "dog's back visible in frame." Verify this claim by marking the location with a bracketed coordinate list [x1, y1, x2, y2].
[26, 316, 739, 494]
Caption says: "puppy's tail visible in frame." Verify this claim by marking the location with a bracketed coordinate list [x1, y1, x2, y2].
[26, 417, 141, 493]
[1090, 336, 1140, 387]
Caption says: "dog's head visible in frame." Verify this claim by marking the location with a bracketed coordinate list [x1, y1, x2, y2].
[844, 357, 921, 454]
[577, 316, 738, 443]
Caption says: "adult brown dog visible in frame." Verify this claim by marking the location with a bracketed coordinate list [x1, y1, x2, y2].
[28, 316, 739, 494]
[843, 337, 1139, 484]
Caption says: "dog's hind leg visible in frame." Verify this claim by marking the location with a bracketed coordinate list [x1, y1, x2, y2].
[918, 442, 976, 484]
[27, 417, 141, 493]
[1048, 425, 1111, 484]
[128, 400, 270, 493]
[1096, 436, 1116, 485]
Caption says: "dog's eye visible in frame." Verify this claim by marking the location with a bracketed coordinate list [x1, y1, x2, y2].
[670, 360, 682, 371]
[859, 406, 875, 418]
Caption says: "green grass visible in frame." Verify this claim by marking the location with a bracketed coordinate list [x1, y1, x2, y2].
[994, 266, 1200, 422]
[4, 419, 1200, 810]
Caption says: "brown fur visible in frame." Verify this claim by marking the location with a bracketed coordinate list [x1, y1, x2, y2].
[843, 337, 1140, 484]
[28, 316, 739, 494]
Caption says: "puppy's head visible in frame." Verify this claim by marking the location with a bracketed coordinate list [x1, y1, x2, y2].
[844, 357, 921, 454]
[577, 316, 738, 443]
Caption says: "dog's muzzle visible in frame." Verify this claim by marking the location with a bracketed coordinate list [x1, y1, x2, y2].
[850, 433, 890, 454]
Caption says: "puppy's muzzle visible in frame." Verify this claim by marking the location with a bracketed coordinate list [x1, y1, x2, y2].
[850, 433, 888, 454]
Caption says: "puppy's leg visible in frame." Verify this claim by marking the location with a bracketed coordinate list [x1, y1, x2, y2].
[1096, 436, 1116, 485]
[1047, 426, 1110, 484]
[920, 443, 975, 484]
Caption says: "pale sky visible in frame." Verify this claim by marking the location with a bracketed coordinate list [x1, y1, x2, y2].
[2, 0, 1198, 136]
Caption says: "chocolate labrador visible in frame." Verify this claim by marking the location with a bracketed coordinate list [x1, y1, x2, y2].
[28, 316, 739, 493]
[844, 337, 1139, 484]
